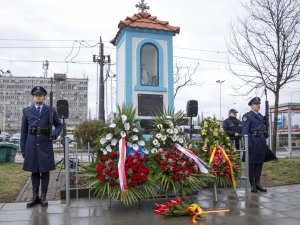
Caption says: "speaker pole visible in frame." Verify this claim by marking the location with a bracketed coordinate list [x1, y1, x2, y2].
[190, 116, 193, 140]
[49, 77, 53, 140]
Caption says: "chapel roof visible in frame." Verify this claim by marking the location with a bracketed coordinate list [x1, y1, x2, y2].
[111, 11, 180, 45]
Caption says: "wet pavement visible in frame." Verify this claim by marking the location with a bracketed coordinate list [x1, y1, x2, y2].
[3, 150, 300, 225]
[1, 183, 300, 225]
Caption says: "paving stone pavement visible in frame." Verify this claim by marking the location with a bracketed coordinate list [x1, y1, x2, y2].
[1, 183, 300, 225]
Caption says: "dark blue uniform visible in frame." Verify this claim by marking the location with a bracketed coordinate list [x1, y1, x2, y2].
[20, 104, 62, 173]
[222, 117, 242, 149]
[20, 86, 63, 207]
[242, 106, 276, 192]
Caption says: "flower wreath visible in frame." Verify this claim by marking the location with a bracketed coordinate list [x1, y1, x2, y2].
[89, 105, 155, 206]
[198, 117, 240, 187]
[148, 110, 214, 196]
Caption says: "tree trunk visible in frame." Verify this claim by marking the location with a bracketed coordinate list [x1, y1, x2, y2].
[271, 89, 280, 154]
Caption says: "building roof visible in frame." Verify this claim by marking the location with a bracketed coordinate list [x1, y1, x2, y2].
[111, 11, 180, 45]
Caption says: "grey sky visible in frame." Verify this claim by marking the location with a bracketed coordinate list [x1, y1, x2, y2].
[0, 0, 299, 120]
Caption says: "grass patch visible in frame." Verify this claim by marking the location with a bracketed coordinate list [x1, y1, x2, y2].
[0, 163, 30, 203]
[261, 157, 300, 186]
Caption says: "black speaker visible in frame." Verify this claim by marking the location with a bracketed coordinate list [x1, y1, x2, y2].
[56, 100, 69, 119]
[186, 100, 198, 117]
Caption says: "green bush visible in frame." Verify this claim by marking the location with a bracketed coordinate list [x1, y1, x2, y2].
[74, 120, 106, 149]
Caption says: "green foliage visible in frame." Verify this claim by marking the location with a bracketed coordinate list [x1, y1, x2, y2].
[88, 104, 155, 206]
[148, 110, 214, 196]
[198, 117, 240, 187]
[74, 119, 105, 148]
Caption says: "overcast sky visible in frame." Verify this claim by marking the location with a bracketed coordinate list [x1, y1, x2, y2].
[1, 0, 299, 121]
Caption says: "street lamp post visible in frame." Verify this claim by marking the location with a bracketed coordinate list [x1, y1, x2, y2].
[216, 80, 225, 120]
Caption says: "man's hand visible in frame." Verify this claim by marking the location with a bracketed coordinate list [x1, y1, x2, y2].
[49, 134, 57, 141]
[234, 133, 240, 137]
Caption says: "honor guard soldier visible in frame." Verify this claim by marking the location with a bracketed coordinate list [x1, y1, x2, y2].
[20, 86, 63, 207]
[222, 108, 242, 149]
[242, 97, 276, 193]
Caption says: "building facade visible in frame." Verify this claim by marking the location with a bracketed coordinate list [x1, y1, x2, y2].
[0, 74, 88, 134]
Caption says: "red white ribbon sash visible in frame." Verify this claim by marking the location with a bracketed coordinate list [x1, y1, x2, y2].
[118, 138, 128, 192]
[173, 143, 208, 174]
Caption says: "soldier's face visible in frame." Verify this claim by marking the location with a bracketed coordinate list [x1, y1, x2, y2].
[251, 103, 260, 112]
[33, 95, 45, 105]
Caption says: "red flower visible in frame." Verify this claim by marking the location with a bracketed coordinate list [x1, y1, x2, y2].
[108, 151, 116, 159]
[96, 163, 105, 173]
[100, 156, 107, 162]
[98, 175, 105, 181]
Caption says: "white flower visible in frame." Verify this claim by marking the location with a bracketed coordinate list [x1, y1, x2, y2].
[111, 139, 118, 146]
[106, 133, 113, 140]
[156, 133, 162, 139]
[100, 138, 107, 145]
[127, 142, 133, 148]
[132, 135, 138, 141]
[189, 144, 193, 149]
[161, 135, 167, 141]
[138, 140, 145, 146]
[109, 123, 116, 128]
[124, 123, 130, 131]
[143, 149, 149, 154]
[178, 138, 184, 144]
[102, 150, 108, 155]
[132, 144, 139, 151]
[151, 148, 158, 153]
[132, 128, 139, 132]
[172, 136, 178, 142]
[153, 139, 159, 146]
[166, 129, 172, 134]
[121, 114, 127, 123]
[173, 128, 178, 134]
[120, 131, 126, 138]
[106, 145, 112, 152]
[157, 124, 163, 129]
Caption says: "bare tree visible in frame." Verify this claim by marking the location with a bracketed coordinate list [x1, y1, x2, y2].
[173, 61, 202, 98]
[227, 0, 300, 153]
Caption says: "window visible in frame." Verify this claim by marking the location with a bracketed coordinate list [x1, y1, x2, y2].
[140, 44, 158, 86]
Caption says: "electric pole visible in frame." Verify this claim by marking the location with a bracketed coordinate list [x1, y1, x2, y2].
[93, 36, 110, 121]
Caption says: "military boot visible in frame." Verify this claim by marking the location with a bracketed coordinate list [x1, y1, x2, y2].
[26, 187, 40, 208]
[250, 177, 258, 193]
[40, 188, 48, 207]
[256, 177, 267, 192]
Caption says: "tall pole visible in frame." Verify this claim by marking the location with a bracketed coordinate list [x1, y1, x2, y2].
[99, 37, 105, 121]
[216, 80, 225, 120]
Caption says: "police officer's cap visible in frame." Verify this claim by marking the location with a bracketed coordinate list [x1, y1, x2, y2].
[31, 86, 47, 96]
[248, 97, 261, 106]
[229, 108, 238, 113]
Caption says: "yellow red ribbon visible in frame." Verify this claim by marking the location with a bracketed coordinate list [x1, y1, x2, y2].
[187, 203, 230, 223]
[209, 144, 236, 188]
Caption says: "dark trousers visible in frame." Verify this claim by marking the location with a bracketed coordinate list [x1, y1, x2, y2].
[249, 163, 263, 178]
[31, 172, 50, 189]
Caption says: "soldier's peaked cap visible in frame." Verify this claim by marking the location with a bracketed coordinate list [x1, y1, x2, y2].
[248, 97, 261, 106]
[31, 86, 47, 96]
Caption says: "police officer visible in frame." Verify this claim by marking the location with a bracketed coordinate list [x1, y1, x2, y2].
[222, 108, 242, 149]
[20, 86, 63, 207]
[242, 97, 276, 193]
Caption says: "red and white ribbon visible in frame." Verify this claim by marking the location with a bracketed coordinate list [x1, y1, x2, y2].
[173, 143, 208, 174]
[118, 138, 128, 192]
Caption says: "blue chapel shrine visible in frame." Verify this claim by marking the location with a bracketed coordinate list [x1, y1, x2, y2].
[110, 1, 180, 131]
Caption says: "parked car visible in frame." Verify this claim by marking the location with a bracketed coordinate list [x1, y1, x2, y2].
[10, 133, 21, 144]
[0, 132, 10, 142]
